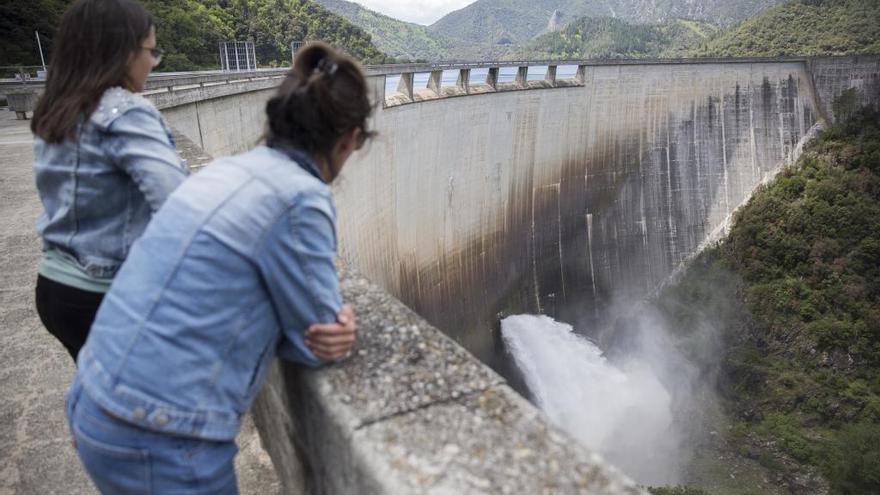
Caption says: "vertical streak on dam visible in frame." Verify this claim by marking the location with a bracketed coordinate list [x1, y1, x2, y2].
[333, 60, 830, 367]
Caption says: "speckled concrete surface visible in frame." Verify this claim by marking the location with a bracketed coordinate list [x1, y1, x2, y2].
[321, 269, 505, 428]
[253, 265, 646, 494]
[0, 109, 278, 494]
[355, 386, 639, 494]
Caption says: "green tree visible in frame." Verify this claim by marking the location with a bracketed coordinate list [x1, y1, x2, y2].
[0, 0, 70, 68]
[824, 421, 880, 493]
[695, 0, 880, 57]
[225, 0, 389, 67]
[655, 110, 880, 491]
[0, 0, 389, 72]
[144, 0, 235, 70]
[518, 16, 718, 60]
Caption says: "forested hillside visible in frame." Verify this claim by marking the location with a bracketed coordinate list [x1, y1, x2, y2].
[517, 0, 879, 61]
[0, 0, 69, 71]
[428, 0, 783, 47]
[319, 0, 880, 62]
[311, 0, 452, 61]
[695, 0, 880, 57]
[1, 0, 390, 72]
[654, 109, 880, 494]
[520, 17, 718, 59]
[6, 0, 877, 71]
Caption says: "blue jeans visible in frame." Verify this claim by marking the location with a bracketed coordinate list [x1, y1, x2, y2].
[66, 378, 239, 494]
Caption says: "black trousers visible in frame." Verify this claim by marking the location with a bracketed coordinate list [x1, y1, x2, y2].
[35, 275, 105, 362]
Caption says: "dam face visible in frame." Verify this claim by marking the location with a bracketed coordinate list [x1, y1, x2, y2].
[161, 57, 880, 374]
[335, 61, 824, 369]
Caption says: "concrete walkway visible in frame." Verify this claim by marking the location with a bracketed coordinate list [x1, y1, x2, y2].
[0, 110, 279, 494]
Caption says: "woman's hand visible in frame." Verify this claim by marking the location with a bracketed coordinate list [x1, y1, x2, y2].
[305, 304, 357, 362]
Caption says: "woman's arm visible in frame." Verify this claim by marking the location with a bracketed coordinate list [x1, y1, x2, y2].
[105, 108, 189, 212]
[257, 190, 345, 367]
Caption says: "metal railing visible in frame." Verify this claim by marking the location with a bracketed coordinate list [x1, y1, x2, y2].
[1, 56, 842, 106]
[360, 55, 820, 75]
[0, 68, 290, 94]
[376, 62, 587, 106]
[363, 56, 829, 106]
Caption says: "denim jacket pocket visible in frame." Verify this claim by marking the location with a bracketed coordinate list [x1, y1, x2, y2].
[73, 422, 152, 495]
[72, 392, 153, 494]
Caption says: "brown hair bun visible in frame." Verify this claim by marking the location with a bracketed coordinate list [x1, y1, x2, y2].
[265, 42, 375, 181]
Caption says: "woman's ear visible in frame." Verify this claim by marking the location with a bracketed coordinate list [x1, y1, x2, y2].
[329, 127, 362, 180]
[122, 51, 136, 90]
[337, 127, 361, 159]
[343, 127, 362, 153]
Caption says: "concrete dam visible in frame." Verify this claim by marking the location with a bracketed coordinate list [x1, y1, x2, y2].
[161, 57, 877, 365]
[144, 56, 878, 492]
[340, 60, 823, 368]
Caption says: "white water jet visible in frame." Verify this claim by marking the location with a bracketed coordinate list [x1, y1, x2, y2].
[501, 314, 681, 485]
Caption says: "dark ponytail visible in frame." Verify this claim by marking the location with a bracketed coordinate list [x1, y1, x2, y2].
[265, 42, 375, 182]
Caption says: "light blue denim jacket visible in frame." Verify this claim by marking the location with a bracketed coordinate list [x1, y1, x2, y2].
[34, 87, 188, 279]
[75, 145, 341, 441]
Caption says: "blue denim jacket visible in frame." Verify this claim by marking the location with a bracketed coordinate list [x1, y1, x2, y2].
[34, 87, 188, 279]
[76, 145, 342, 441]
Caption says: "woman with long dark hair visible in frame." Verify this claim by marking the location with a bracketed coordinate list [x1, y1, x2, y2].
[32, 0, 187, 361]
[66, 42, 368, 493]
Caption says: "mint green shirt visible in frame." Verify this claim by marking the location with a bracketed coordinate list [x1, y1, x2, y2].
[38, 249, 112, 293]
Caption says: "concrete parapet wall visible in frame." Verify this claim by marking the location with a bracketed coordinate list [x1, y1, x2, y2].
[154, 85, 277, 158]
[147, 76, 282, 111]
[252, 265, 643, 495]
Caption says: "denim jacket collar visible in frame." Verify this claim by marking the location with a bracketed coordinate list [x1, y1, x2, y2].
[267, 140, 326, 184]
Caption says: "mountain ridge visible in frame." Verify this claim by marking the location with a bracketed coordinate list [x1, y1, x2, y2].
[428, 0, 784, 47]
[695, 0, 880, 57]
[311, 0, 455, 60]
[518, 16, 719, 60]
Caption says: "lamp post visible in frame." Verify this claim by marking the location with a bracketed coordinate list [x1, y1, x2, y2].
[35, 31, 48, 80]
[35, 31, 46, 71]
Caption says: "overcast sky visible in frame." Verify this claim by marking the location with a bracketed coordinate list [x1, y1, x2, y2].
[349, 0, 478, 25]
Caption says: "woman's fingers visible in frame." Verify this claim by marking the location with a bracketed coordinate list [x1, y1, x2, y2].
[338, 304, 354, 325]
[306, 324, 354, 336]
[305, 305, 358, 362]
[306, 335, 354, 352]
[306, 334, 354, 347]
[305, 326, 355, 344]
[307, 337, 353, 360]
[306, 326, 354, 361]
[308, 342, 352, 357]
